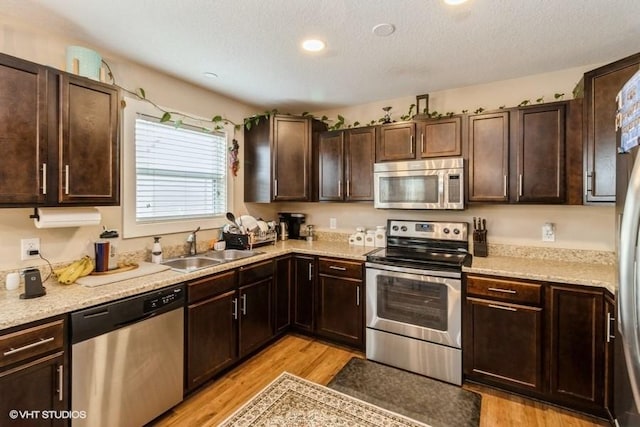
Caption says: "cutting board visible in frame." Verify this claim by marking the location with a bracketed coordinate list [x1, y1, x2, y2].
[76, 262, 171, 287]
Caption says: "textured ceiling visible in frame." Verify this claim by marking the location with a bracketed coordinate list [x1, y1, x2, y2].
[3, 0, 640, 111]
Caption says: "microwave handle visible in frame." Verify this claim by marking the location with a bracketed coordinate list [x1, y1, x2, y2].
[439, 172, 445, 206]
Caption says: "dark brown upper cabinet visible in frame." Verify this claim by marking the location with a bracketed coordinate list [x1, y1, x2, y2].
[583, 52, 640, 204]
[469, 102, 570, 204]
[0, 52, 120, 208]
[376, 121, 416, 162]
[244, 114, 326, 202]
[415, 116, 462, 158]
[317, 127, 375, 202]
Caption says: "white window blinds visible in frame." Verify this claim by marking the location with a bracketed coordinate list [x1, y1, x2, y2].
[135, 115, 227, 222]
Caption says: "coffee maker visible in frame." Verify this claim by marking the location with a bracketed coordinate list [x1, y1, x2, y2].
[278, 213, 306, 240]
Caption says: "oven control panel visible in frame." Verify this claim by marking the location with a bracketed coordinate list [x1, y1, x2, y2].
[387, 219, 467, 241]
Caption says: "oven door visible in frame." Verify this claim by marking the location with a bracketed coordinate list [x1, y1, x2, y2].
[366, 263, 461, 348]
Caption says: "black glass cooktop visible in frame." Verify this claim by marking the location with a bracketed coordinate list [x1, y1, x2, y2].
[367, 246, 471, 269]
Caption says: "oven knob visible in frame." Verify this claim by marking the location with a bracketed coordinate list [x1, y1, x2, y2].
[453, 228, 460, 235]
[443, 228, 450, 234]
[400, 226, 407, 232]
[392, 225, 399, 231]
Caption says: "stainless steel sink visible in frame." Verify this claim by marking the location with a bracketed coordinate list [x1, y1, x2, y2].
[203, 249, 262, 261]
[162, 256, 223, 272]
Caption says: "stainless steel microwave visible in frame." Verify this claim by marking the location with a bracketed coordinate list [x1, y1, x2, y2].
[373, 158, 464, 210]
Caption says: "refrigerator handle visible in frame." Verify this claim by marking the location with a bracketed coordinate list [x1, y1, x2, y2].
[618, 148, 640, 410]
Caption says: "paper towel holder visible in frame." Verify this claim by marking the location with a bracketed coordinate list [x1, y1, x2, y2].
[29, 207, 40, 221]
[29, 207, 102, 228]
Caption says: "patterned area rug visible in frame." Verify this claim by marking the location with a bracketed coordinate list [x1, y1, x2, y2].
[218, 372, 431, 426]
[327, 358, 481, 427]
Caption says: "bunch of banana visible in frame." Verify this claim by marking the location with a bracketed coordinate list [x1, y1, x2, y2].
[54, 256, 95, 285]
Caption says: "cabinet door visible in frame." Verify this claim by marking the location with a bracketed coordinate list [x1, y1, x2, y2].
[316, 274, 363, 348]
[238, 278, 273, 357]
[417, 117, 462, 158]
[186, 290, 237, 391]
[464, 298, 543, 393]
[468, 112, 510, 202]
[0, 54, 48, 206]
[516, 103, 565, 203]
[293, 256, 315, 332]
[274, 256, 292, 334]
[345, 127, 375, 201]
[273, 116, 310, 201]
[547, 285, 605, 412]
[318, 131, 344, 201]
[584, 53, 640, 203]
[0, 352, 65, 427]
[376, 122, 416, 161]
[58, 74, 119, 205]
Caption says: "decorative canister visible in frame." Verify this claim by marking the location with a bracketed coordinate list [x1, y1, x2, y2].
[374, 226, 386, 247]
[353, 227, 366, 246]
[365, 230, 376, 247]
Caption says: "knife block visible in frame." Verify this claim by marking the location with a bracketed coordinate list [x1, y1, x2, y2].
[473, 230, 488, 257]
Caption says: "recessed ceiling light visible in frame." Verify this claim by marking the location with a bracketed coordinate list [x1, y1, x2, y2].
[372, 23, 396, 37]
[203, 72, 218, 79]
[444, 0, 469, 5]
[302, 39, 326, 52]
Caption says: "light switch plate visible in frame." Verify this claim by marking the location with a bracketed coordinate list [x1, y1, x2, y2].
[329, 218, 337, 229]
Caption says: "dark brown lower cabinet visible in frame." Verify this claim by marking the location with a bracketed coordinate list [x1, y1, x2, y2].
[316, 258, 364, 348]
[464, 274, 613, 417]
[238, 277, 273, 358]
[293, 255, 315, 332]
[274, 256, 292, 334]
[464, 298, 543, 392]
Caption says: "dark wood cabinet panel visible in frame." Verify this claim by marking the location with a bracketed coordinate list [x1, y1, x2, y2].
[345, 127, 375, 201]
[0, 352, 66, 427]
[274, 256, 292, 334]
[0, 54, 48, 206]
[547, 285, 605, 413]
[416, 116, 462, 158]
[464, 297, 543, 393]
[316, 258, 363, 348]
[584, 52, 640, 203]
[239, 278, 273, 357]
[186, 290, 237, 391]
[318, 131, 344, 201]
[273, 116, 311, 201]
[468, 112, 510, 202]
[376, 122, 416, 161]
[604, 294, 615, 417]
[516, 103, 565, 203]
[293, 256, 315, 332]
[57, 74, 119, 205]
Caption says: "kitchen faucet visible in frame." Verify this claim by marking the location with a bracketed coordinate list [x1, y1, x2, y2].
[187, 226, 201, 256]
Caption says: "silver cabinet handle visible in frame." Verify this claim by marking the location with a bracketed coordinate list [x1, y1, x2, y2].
[488, 287, 517, 294]
[308, 263, 313, 281]
[240, 294, 247, 315]
[274, 179, 278, 197]
[338, 180, 342, 198]
[518, 174, 523, 197]
[329, 266, 347, 271]
[232, 298, 238, 320]
[488, 304, 517, 312]
[3, 336, 55, 356]
[42, 163, 47, 195]
[503, 175, 507, 198]
[346, 180, 350, 198]
[421, 133, 425, 154]
[57, 364, 64, 402]
[410, 135, 414, 154]
[65, 165, 70, 195]
[356, 286, 360, 307]
[606, 312, 615, 343]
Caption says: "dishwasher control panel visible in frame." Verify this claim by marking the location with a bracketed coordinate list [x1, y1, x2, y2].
[144, 287, 184, 312]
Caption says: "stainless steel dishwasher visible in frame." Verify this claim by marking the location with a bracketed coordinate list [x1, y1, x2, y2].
[70, 285, 185, 427]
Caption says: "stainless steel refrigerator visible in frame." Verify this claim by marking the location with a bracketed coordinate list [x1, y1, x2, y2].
[615, 68, 640, 427]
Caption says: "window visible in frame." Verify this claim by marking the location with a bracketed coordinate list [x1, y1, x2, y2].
[135, 115, 227, 222]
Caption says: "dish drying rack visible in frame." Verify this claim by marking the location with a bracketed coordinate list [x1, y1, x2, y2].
[223, 225, 277, 250]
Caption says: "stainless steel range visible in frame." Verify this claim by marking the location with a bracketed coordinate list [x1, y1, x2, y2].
[365, 219, 471, 385]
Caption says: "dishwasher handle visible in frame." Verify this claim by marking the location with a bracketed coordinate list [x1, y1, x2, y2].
[114, 312, 155, 329]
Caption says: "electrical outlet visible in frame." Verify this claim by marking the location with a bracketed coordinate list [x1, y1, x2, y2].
[542, 223, 555, 242]
[21, 238, 40, 260]
[329, 218, 337, 229]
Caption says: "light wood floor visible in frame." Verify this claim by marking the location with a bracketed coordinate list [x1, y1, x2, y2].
[153, 334, 610, 426]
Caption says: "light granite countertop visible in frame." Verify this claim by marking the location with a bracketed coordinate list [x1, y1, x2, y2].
[0, 240, 376, 331]
[464, 256, 616, 295]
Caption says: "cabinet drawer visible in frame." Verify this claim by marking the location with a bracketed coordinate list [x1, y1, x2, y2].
[239, 260, 274, 286]
[466, 275, 542, 306]
[0, 319, 64, 369]
[318, 258, 363, 280]
[188, 270, 237, 303]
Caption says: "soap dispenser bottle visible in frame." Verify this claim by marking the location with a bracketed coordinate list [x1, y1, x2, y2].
[151, 236, 163, 264]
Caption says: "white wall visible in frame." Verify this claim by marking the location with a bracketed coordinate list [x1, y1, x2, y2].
[264, 65, 616, 252]
[0, 19, 257, 270]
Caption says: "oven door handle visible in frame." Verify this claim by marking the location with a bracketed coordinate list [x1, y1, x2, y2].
[365, 262, 462, 279]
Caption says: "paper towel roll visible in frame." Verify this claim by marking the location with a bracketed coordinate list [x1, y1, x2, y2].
[34, 207, 101, 229]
